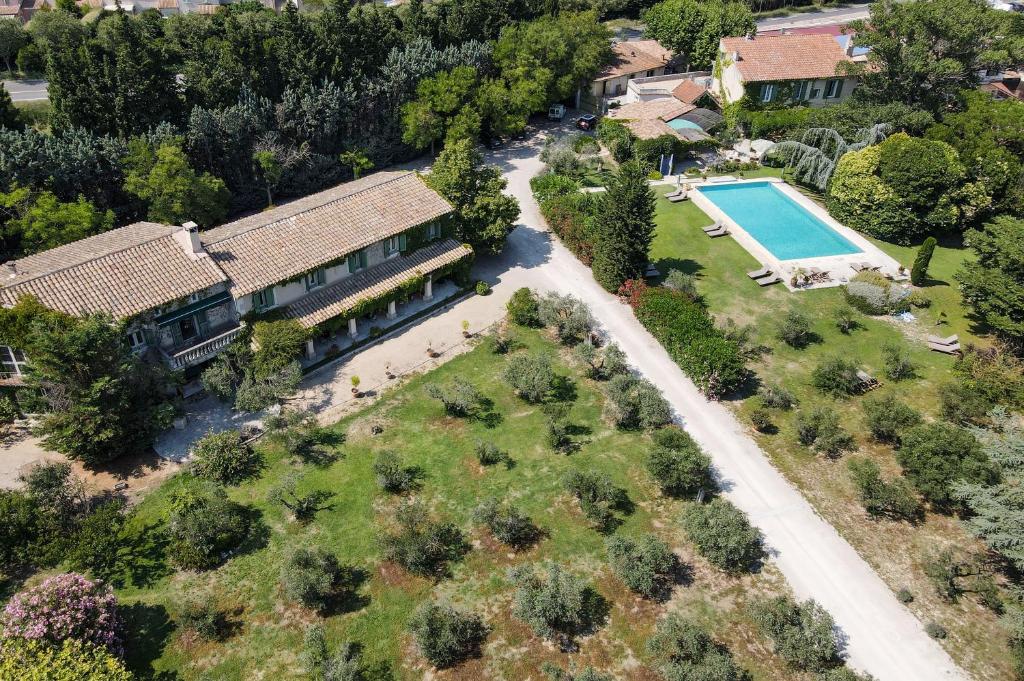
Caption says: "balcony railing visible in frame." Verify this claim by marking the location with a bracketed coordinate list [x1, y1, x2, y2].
[161, 323, 244, 371]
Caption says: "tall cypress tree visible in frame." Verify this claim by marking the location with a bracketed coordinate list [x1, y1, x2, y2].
[591, 160, 656, 292]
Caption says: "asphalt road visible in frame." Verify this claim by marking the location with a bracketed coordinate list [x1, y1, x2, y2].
[756, 3, 872, 30]
[2, 79, 48, 103]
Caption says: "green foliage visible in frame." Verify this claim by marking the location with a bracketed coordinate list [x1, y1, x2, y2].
[201, 355, 237, 401]
[280, 547, 354, 612]
[426, 138, 519, 255]
[881, 342, 915, 381]
[373, 450, 418, 494]
[542, 663, 614, 681]
[843, 272, 910, 316]
[474, 440, 511, 467]
[681, 498, 764, 574]
[925, 622, 948, 640]
[776, 308, 813, 349]
[175, 594, 225, 641]
[632, 286, 747, 398]
[664, 269, 699, 299]
[252, 319, 307, 379]
[379, 498, 467, 577]
[795, 406, 856, 458]
[591, 160, 656, 292]
[811, 356, 862, 397]
[475, 280, 490, 296]
[3, 189, 115, 256]
[537, 189, 600, 265]
[750, 407, 773, 433]
[911, 237, 937, 286]
[646, 426, 713, 498]
[606, 533, 677, 599]
[124, 140, 230, 227]
[190, 429, 263, 485]
[472, 497, 537, 548]
[401, 66, 480, 151]
[234, 361, 302, 412]
[643, 0, 755, 70]
[509, 562, 597, 641]
[537, 291, 593, 345]
[0, 638, 132, 681]
[833, 305, 858, 334]
[167, 480, 251, 570]
[862, 393, 921, 443]
[425, 378, 483, 417]
[646, 613, 744, 681]
[503, 352, 554, 403]
[752, 596, 839, 672]
[563, 469, 629, 530]
[0, 487, 38, 572]
[605, 373, 672, 431]
[531, 173, 581, 205]
[408, 602, 488, 669]
[957, 216, 1024, 348]
[65, 499, 130, 579]
[507, 287, 541, 327]
[847, 457, 922, 522]
[574, 340, 627, 381]
[759, 383, 796, 410]
[897, 423, 999, 509]
[268, 472, 334, 524]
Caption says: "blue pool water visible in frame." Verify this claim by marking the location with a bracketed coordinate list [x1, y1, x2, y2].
[698, 182, 862, 261]
[666, 118, 703, 131]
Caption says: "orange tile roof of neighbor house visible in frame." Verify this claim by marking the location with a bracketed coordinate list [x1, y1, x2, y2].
[596, 40, 674, 81]
[671, 80, 707, 104]
[721, 34, 853, 82]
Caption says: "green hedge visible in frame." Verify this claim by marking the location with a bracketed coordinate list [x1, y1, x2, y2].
[633, 287, 747, 398]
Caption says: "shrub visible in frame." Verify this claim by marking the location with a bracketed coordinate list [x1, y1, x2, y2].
[475, 441, 510, 467]
[795, 407, 856, 458]
[175, 594, 224, 641]
[425, 378, 482, 417]
[846, 457, 922, 522]
[882, 342, 915, 381]
[897, 423, 999, 508]
[537, 292, 593, 345]
[281, 547, 354, 612]
[843, 275, 910, 315]
[190, 429, 263, 485]
[65, 499, 129, 579]
[759, 383, 796, 410]
[632, 287, 747, 398]
[646, 613, 743, 681]
[487, 328, 517, 354]
[681, 498, 764, 574]
[862, 394, 920, 443]
[542, 663, 614, 681]
[509, 563, 596, 641]
[911, 236, 937, 286]
[750, 407, 773, 433]
[507, 287, 541, 326]
[833, 305, 858, 334]
[0, 488, 38, 573]
[408, 602, 488, 669]
[380, 499, 467, 577]
[472, 497, 538, 548]
[268, 473, 334, 524]
[201, 356, 237, 401]
[574, 340, 627, 380]
[373, 451, 418, 494]
[545, 405, 572, 452]
[475, 280, 491, 296]
[252, 319, 308, 379]
[606, 534, 677, 599]
[264, 408, 338, 465]
[531, 173, 581, 204]
[896, 587, 914, 604]
[925, 622, 948, 639]
[167, 481, 251, 570]
[1, 573, 122, 653]
[663, 269, 699, 299]
[777, 309, 813, 348]
[938, 380, 992, 426]
[563, 469, 629, 530]
[0, 638, 132, 681]
[811, 356, 862, 397]
[923, 548, 964, 601]
[504, 352, 554, 403]
[605, 373, 671, 430]
[646, 427, 713, 497]
[752, 596, 839, 672]
[234, 360, 302, 412]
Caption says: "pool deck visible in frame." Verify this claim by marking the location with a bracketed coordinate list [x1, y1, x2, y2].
[682, 177, 906, 292]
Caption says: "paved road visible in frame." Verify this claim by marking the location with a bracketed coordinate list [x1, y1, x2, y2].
[473, 124, 968, 681]
[2, 79, 48, 102]
[757, 3, 871, 30]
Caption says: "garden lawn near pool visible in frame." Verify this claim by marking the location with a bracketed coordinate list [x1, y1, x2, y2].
[109, 327, 805, 681]
[649, 192, 1013, 680]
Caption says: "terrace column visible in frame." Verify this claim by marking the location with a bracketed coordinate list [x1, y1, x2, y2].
[387, 300, 397, 320]
[348, 318, 358, 339]
[305, 338, 315, 360]
[423, 275, 433, 301]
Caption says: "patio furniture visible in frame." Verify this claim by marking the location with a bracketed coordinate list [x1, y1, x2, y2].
[928, 341, 962, 355]
[747, 266, 772, 280]
[927, 334, 960, 346]
[664, 187, 684, 199]
[757, 274, 782, 287]
[705, 227, 728, 238]
[702, 222, 722, 233]
[668, 192, 689, 203]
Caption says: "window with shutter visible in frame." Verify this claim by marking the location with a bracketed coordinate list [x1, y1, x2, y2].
[398, 233, 408, 252]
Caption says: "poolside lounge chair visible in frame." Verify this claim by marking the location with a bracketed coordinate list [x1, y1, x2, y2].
[664, 187, 684, 198]
[702, 222, 722, 233]
[927, 334, 960, 346]
[747, 266, 772, 280]
[668, 192, 689, 203]
[757, 274, 782, 287]
[928, 341, 962, 356]
[705, 227, 728, 238]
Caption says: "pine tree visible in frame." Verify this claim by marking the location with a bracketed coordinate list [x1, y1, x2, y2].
[591, 160, 655, 292]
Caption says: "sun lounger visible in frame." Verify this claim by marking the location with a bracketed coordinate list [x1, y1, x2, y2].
[702, 223, 722, 233]
[927, 334, 960, 346]
[747, 266, 772, 280]
[705, 227, 728, 238]
[668, 193, 688, 202]
[664, 188, 683, 198]
[928, 341, 962, 355]
[756, 274, 782, 286]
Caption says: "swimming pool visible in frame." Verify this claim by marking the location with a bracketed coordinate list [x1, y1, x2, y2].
[698, 182, 862, 261]
[666, 118, 703, 131]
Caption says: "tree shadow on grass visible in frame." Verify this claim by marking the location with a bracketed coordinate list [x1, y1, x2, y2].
[549, 375, 578, 403]
[323, 566, 372, 616]
[121, 602, 176, 680]
[653, 257, 705, 280]
[113, 522, 173, 590]
[555, 587, 612, 653]
[472, 396, 503, 429]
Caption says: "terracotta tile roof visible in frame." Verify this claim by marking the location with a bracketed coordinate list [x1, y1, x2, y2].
[609, 98, 695, 123]
[287, 239, 472, 328]
[596, 40, 674, 81]
[720, 34, 852, 82]
[672, 80, 707, 104]
[156, 0, 177, 8]
[202, 171, 454, 297]
[0, 5, 21, 15]
[194, 3, 219, 13]
[0, 223, 227, 319]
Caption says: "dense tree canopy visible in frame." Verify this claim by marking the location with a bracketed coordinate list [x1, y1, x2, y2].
[591, 160, 655, 291]
[643, 0, 755, 70]
[957, 215, 1024, 348]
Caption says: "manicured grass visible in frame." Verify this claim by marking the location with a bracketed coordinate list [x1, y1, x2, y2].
[649, 193, 1012, 680]
[112, 327, 802, 680]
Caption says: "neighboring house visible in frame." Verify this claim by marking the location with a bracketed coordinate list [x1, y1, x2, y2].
[621, 71, 713, 107]
[0, 171, 472, 381]
[712, 34, 861, 108]
[981, 70, 1024, 101]
[591, 40, 678, 101]
[0, 3, 23, 23]
[607, 98, 720, 143]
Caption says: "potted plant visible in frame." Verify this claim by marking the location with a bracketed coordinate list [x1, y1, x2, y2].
[426, 340, 438, 358]
[385, 362, 395, 380]
[350, 375, 361, 396]
[461, 320, 471, 338]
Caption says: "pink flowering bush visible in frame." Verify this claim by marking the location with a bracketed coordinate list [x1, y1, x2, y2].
[1, 573, 123, 655]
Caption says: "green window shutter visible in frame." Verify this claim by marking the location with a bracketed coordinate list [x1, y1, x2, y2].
[266, 287, 275, 307]
[398, 234, 408, 252]
[833, 80, 843, 99]
[318, 268, 326, 286]
[251, 292, 260, 310]
[360, 250, 368, 269]
[348, 254, 357, 273]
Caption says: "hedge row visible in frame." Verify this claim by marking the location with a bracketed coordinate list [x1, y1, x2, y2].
[632, 286, 747, 398]
[532, 174, 599, 265]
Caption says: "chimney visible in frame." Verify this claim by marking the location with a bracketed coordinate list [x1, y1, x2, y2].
[173, 221, 204, 258]
[744, 33, 754, 41]
[732, 50, 740, 62]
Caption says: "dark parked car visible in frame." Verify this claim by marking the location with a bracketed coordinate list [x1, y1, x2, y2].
[576, 114, 597, 130]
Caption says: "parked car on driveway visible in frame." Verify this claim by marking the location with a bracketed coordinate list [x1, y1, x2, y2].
[575, 114, 597, 130]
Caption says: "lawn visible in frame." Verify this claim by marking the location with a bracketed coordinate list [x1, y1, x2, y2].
[111, 326, 804, 680]
[649, 192, 1013, 680]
